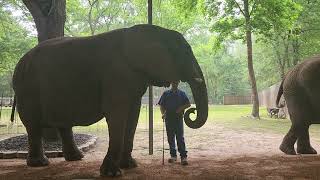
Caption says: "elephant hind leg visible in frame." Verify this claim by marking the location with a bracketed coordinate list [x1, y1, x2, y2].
[58, 128, 84, 161]
[17, 95, 49, 167]
[297, 125, 317, 154]
[280, 125, 297, 155]
[25, 126, 49, 166]
[281, 93, 315, 155]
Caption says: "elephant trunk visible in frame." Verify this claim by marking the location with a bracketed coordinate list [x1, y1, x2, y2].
[184, 68, 208, 129]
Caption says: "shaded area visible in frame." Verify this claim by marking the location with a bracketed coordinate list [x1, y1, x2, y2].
[0, 133, 93, 152]
[1, 122, 320, 179]
[1, 154, 320, 179]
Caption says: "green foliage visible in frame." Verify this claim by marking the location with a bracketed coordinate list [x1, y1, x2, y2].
[0, 3, 36, 95]
[65, 0, 132, 36]
[190, 32, 250, 103]
[198, 0, 300, 39]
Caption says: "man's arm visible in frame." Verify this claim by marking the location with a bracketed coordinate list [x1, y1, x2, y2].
[158, 92, 166, 119]
[176, 91, 191, 114]
[160, 105, 166, 119]
[176, 103, 191, 114]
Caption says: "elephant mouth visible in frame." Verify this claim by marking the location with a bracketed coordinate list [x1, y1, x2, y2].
[150, 79, 171, 87]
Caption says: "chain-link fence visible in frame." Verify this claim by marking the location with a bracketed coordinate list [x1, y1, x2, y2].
[0, 96, 26, 138]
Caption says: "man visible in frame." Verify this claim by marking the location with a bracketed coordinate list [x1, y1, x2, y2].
[158, 81, 191, 165]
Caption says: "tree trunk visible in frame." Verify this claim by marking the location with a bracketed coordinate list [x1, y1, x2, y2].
[23, 0, 66, 141]
[244, 0, 259, 118]
[273, 41, 285, 79]
[88, 0, 98, 36]
[292, 38, 300, 66]
[23, 0, 66, 42]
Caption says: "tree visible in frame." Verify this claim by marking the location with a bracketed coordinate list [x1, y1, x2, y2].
[176, 0, 300, 118]
[256, 0, 320, 82]
[22, 0, 65, 42]
[0, 2, 36, 95]
[290, 0, 320, 63]
[65, 0, 127, 36]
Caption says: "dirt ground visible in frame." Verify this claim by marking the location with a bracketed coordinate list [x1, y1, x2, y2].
[1, 122, 320, 180]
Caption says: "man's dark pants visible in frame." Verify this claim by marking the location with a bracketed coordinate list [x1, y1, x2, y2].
[165, 113, 187, 158]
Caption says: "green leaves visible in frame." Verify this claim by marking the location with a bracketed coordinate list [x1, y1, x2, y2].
[0, 4, 36, 95]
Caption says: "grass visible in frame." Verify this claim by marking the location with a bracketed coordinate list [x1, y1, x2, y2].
[1, 105, 320, 140]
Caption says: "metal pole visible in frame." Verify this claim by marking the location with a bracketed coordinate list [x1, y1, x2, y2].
[148, 0, 153, 155]
[0, 93, 3, 121]
[162, 117, 165, 165]
[145, 105, 148, 130]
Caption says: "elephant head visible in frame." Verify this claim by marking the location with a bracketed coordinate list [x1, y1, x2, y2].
[123, 24, 208, 129]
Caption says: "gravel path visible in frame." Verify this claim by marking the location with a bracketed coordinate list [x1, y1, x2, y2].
[0, 134, 94, 151]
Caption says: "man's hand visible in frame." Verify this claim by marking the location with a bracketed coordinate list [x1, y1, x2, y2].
[161, 112, 166, 120]
[160, 105, 166, 120]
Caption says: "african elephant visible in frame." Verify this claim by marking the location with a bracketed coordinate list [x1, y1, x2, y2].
[11, 24, 208, 176]
[276, 55, 320, 155]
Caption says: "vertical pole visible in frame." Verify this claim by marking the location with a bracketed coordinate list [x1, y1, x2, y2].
[0, 93, 3, 121]
[145, 105, 148, 130]
[148, 0, 153, 155]
[162, 117, 165, 165]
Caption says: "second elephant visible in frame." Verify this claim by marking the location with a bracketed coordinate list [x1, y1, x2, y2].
[277, 55, 320, 155]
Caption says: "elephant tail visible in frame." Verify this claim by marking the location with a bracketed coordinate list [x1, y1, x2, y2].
[276, 80, 285, 108]
[10, 95, 16, 122]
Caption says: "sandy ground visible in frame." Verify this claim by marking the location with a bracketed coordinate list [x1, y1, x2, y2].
[1, 122, 320, 180]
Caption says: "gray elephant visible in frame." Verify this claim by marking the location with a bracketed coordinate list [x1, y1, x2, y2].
[276, 55, 320, 155]
[11, 24, 208, 176]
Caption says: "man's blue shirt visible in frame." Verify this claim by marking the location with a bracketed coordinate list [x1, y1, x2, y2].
[158, 89, 190, 114]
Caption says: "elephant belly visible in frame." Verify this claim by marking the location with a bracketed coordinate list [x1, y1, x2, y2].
[39, 79, 104, 127]
[41, 102, 104, 127]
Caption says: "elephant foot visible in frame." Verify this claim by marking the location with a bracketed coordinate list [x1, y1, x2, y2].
[64, 150, 84, 161]
[27, 155, 49, 167]
[100, 157, 122, 177]
[279, 143, 296, 155]
[297, 146, 317, 154]
[120, 155, 138, 169]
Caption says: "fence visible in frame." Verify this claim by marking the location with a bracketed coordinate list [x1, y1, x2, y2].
[0, 101, 155, 138]
[0, 88, 169, 138]
[258, 82, 288, 118]
[223, 95, 252, 105]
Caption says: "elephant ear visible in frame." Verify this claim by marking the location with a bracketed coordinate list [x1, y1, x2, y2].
[123, 30, 180, 85]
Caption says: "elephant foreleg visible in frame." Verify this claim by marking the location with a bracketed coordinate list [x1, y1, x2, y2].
[297, 125, 317, 154]
[120, 100, 141, 169]
[100, 104, 128, 177]
[58, 127, 84, 161]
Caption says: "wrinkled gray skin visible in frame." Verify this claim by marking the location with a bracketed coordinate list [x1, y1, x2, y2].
[276, 55, 320, 155]
[12, 24, 208, 176]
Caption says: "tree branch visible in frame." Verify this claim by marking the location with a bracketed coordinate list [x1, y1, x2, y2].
[47, 0, 55, 16]
[301, 28, 320, 33]
[249, 0, 257, 17]
[88, 0, 98, 7]
[22, 0, 45, 19]
[232, 0, 245, 16]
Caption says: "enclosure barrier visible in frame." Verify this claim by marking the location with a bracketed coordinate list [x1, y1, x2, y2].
[223, 95, 252, 105]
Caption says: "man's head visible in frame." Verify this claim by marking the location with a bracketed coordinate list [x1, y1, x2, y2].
[171, 81, 180, 91]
